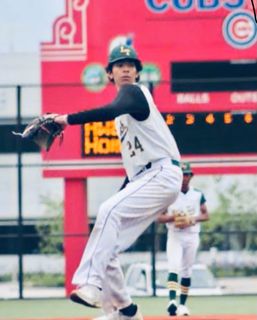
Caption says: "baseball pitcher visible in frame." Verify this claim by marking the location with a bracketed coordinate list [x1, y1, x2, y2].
[39, 45, 183, 320]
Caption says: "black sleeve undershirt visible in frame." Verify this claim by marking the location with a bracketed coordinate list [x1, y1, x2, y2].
[67, 84, 150, 125]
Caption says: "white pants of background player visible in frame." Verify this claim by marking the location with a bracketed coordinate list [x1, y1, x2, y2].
[72, 158, 182, 312]
[167, 232, 200, 278]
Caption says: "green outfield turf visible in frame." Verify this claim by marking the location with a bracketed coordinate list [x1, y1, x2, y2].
[0, 295, 256, 319]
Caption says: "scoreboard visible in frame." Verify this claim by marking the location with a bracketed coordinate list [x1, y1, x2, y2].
[82, 110, 257, 157]
[83, 121, 120, 156]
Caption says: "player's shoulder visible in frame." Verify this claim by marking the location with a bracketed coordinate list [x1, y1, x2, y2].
[190, 187, 204, 196]
[122, 83, 149, 97]
[191, 187, 206, 203]
[137, 83, 148, 90]
[136, 83, 151, 95]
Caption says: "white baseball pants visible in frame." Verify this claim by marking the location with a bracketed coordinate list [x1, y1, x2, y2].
[167, 231, 200, 278]
[72, 158, 182, 309]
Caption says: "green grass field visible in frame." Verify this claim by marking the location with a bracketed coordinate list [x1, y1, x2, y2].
[0, 295, 256, 319]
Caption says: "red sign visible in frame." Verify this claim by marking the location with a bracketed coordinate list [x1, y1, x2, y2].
[41, 0, 257, 171]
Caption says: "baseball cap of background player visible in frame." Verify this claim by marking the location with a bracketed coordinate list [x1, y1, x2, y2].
[105, 44, 143, 72]
[181, 162, 194, 176]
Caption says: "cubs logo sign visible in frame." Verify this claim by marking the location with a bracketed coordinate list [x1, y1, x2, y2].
[222, 10, 257, 48]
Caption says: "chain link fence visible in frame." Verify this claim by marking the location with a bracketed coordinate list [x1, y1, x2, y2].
[0, 83, 256, 299]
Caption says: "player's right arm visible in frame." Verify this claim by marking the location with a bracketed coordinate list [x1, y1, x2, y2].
[157, 211, 175, 223]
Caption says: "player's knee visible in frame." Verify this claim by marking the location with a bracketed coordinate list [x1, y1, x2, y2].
[181, 270, 192, 278]
[97, 200, 119, 224]
[97, 201, 111, 220]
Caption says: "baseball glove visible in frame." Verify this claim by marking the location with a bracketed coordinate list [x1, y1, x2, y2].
[12, 114, 64, 151]
[174, 211, 196, 229]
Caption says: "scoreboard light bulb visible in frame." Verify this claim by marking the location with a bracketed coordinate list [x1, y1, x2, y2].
[244, 113, 253, 123]
[166, 114, 175, 125]
[224, 112, 233, 124]
[186, 113, 195, 125]
[205, 113, 215, 125]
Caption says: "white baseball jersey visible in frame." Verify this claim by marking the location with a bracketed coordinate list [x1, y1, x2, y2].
[166, 187, 206, 233]
[115, 84, 180, 179]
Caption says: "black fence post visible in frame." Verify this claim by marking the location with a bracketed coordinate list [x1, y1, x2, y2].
[147, 81, 157, 297]
[150, 222, 157, 297]
[16, 85, 24, 299]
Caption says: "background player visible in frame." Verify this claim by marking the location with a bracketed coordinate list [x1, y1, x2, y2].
[51, 44, 182, 320]
[158, 162, 209, 316]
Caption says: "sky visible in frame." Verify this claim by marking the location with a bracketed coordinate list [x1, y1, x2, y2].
[0, 0, 65, 218]
[0, 0, 64, 53]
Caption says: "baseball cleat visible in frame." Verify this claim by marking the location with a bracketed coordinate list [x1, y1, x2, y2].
[70, 284, 102, 308]
[167, 299, 177, 316]
[93, 309, 143, 319]
[176, 304, 190, 316]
